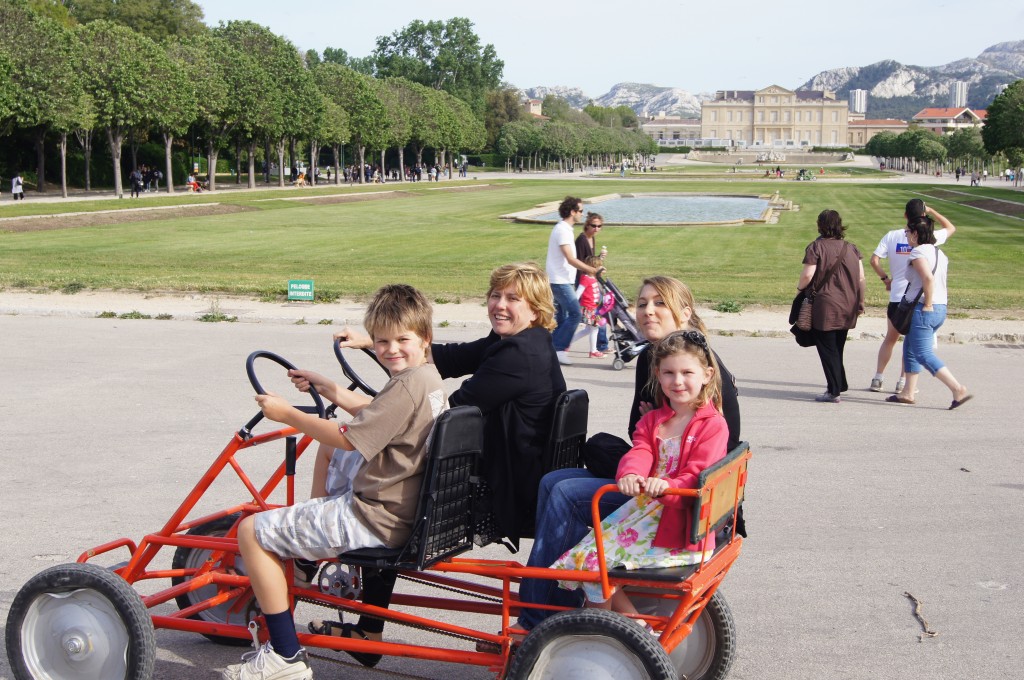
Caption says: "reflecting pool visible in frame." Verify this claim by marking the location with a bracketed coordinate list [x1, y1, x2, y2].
[529, 194, 771, 225]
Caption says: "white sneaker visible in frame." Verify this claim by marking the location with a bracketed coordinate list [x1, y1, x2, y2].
[894, 378, 906, 394]
[556, 350, 573, 366]
[869, 378, 883, 392]
[222, 622, 312, 680]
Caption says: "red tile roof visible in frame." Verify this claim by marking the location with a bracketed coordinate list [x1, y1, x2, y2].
[912, 107, 987, 120]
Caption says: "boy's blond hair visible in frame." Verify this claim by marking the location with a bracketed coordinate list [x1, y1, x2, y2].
[363, 284, 433, 343]
[488, 262, 556, 331]
[584, 255, 603, 269]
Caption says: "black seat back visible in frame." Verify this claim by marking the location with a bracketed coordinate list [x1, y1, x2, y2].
[339, 405, 483, 570]
[542, 389, 589, 473]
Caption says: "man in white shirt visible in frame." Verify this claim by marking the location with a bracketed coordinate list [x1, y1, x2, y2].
[868, 199, 956, 393]
[546, 196, 604, 365]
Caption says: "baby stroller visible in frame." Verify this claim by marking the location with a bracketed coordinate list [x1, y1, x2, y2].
[596, 274, 648, 370]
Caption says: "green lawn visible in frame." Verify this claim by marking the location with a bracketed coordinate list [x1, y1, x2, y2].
[2, 178, 1022, 310]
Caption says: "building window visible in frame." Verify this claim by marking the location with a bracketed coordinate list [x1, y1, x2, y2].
[757, 96, 764, 104]
[711, 111, 718, 122]
[770, 111, 778, 122]
[784, 111, 791, 122]
[658, 132, 664, 139]
[832, 111, 838, 122]
[757, 111, 764, 122]
[817, 111, 823, 122]
[727, 111, 733, 122]
[672, 131, 680, 140]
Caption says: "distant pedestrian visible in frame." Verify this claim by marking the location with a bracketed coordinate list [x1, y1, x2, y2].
[129, 168, 143, 198]
[11, 171, 25, 200]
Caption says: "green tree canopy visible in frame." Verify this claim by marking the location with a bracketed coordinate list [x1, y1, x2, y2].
[484, 87, 523, 150]
[982, 79, 1024, 158]
[372, 17, 502, 116]
[66, 0, 205, 40]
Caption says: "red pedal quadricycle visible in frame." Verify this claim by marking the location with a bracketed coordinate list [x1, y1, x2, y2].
[5, 344, 750, 680]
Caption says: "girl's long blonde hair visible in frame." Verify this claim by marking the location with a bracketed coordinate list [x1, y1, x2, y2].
[646, 330, 722, 411]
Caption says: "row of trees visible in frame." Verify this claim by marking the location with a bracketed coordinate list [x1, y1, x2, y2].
[497, 119, 658, 172]
[0, 1, 495, 196]
[866, 79, 1024, 176]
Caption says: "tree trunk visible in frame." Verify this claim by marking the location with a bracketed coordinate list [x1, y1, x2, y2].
[106, 127, 124, 199]
[75, 129, 93, 191]
[235, 140, 242, 184]
[398, 147, 405, 182]
[264, 140, 272, 184]
[207, 141, 219, 192]
[247, 140, 257, 189]
[357, 145, 366, 183]
[34, 128, 46, 193]
[59, 132, 68, 198]
[332, 145, 340, 184]
[288, 137, 296, 180]
[128, 130, 139, 172]
[379, 149, 386, 183]
[276, 138, 286, 188]
[310, 140, 320, 186]
[162, 132, 175, 194]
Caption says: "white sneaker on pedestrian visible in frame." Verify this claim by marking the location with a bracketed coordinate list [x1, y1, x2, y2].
[869, 378, 883, 392]
[894, 378, 906, 394]
[556, 350, 573, 366]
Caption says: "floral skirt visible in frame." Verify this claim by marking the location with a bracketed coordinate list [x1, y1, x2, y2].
[550, 493, 708, 602]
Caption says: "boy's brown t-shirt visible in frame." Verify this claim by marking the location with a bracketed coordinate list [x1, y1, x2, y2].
[344, 364, 446, 547]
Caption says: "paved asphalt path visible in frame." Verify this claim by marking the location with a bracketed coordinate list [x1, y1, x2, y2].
[1, 316, 1021, 679]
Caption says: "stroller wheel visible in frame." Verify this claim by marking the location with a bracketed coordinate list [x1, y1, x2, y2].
[612, 358, 625, 371]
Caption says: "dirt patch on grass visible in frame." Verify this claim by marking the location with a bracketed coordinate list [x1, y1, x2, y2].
[292, 191, 418, 206]
[293, 183, 505, 206]
[921, 189, 965, 201]
[962, 198, 1024, 218]
[0, 204, 255, 232]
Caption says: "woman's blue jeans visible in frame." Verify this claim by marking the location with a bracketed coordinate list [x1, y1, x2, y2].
[903, 304, 947, 375]
[517, 468, 628, 630]
[550, 283, 582, 351]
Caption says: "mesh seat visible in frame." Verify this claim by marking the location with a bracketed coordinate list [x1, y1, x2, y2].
[339, 406, 484, 571]
[542, 389, 589, 473]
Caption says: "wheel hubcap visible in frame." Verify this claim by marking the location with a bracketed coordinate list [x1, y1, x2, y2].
[533, 634, 650, 679]
[22, 589, 129, 678]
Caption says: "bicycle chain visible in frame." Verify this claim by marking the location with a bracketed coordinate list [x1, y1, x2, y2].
[294, 570, 502, 646]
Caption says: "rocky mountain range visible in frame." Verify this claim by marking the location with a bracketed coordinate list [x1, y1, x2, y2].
[521, 40, 1024, 121]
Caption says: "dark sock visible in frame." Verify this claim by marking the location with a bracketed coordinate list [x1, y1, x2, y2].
[357, 568, 398, 634]
[263, 610, 301, 659]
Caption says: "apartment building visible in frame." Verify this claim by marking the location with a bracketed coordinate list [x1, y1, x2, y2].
[910, 107, 986, 135]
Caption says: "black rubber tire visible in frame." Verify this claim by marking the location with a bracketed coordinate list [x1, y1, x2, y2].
[6, 562, 156, 680]
[627, 589, 736, 680]
[506, 608, 676, 680]
[171, 513, 255, 646]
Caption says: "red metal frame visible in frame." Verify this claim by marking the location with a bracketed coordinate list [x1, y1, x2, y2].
[77, 418, 750, 677]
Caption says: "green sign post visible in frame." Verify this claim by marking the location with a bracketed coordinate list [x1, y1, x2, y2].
[287, 279, 314, 301]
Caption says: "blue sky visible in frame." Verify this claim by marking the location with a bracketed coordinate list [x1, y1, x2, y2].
[195, 0, 1024, 97]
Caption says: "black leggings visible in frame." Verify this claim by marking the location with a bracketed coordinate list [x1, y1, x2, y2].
[358, 568, 397, 634]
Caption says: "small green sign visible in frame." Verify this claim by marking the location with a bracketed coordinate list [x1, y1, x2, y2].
[287, 279, 314, 301]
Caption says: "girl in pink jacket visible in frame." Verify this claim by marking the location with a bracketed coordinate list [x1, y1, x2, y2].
[551, 330, 728, 620]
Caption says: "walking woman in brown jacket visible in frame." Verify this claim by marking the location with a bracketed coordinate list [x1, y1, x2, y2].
[796, 210, 866, 403]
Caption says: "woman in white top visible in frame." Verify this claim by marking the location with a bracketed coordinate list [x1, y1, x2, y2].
[886, 216, 973, 409]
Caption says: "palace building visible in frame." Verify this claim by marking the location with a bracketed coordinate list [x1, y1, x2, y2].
[700, 85, 849, 147]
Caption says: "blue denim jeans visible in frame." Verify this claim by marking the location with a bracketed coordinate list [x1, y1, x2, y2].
[517, 468, 629, 630]
[597, 325, 608, 352]
[903, 304, 947, 375]
[550, 283, 582, 351]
